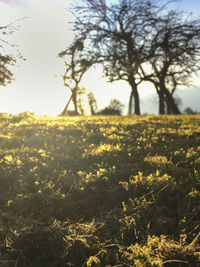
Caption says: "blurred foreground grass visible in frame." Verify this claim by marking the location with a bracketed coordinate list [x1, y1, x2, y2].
[0, 113, 200, 266]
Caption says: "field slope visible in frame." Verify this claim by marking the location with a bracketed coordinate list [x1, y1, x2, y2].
[0, 113, 200, 266]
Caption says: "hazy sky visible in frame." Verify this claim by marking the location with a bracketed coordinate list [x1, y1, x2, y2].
[0, 0, 200, 115]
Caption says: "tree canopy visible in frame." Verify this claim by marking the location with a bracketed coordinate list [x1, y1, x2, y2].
[69, 0, 200, 115]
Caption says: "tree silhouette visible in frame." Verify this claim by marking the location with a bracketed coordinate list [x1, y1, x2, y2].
[0, 25, 16, 86]
[141, 10, 200, 114]
[97, 98, 124, 115]
[72, 0, 200, 115]
[72, 0, 176, 115]
[58, 39, 93, 115]
[0, 17, 26, 89]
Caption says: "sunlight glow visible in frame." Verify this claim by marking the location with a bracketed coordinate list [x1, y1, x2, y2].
[0, 0, 75, 116]
[0, 0, 199, 115]
[0, 0, 157, 116]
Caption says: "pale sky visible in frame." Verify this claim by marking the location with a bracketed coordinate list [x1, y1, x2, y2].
[0, 0, 200, 115]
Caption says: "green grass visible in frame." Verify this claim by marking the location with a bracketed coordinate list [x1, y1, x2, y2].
[0, 113, 200, 266]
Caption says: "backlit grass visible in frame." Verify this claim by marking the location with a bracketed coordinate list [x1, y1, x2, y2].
[0, 113, 200, 266]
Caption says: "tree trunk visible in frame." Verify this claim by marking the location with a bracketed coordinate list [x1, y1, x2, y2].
[164, 88, 181, 114]
[128, 77, 140, 115]
[128, 91, 133, 115]
[133, 89, 140, 115]
[165, 96, 171, 114]
[60, 93, 73, 116]
[159, 78, 181, 114]
[72, 89, 78, 114]
[148, 80, 165, 114]
[90, 106, 95, 115]
[157, 90, 165, 114]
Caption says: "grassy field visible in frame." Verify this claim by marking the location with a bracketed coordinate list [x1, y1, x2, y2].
[0, 113, 200, 266]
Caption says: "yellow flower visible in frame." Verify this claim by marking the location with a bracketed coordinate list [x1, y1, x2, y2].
[4, 155, 13, 162]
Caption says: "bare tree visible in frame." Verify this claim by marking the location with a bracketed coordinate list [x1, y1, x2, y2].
[58, 39, 93, 115]
[72, 0, 164, 115]
[140, 10, 200, 114]
[72, 0, 200, 115]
